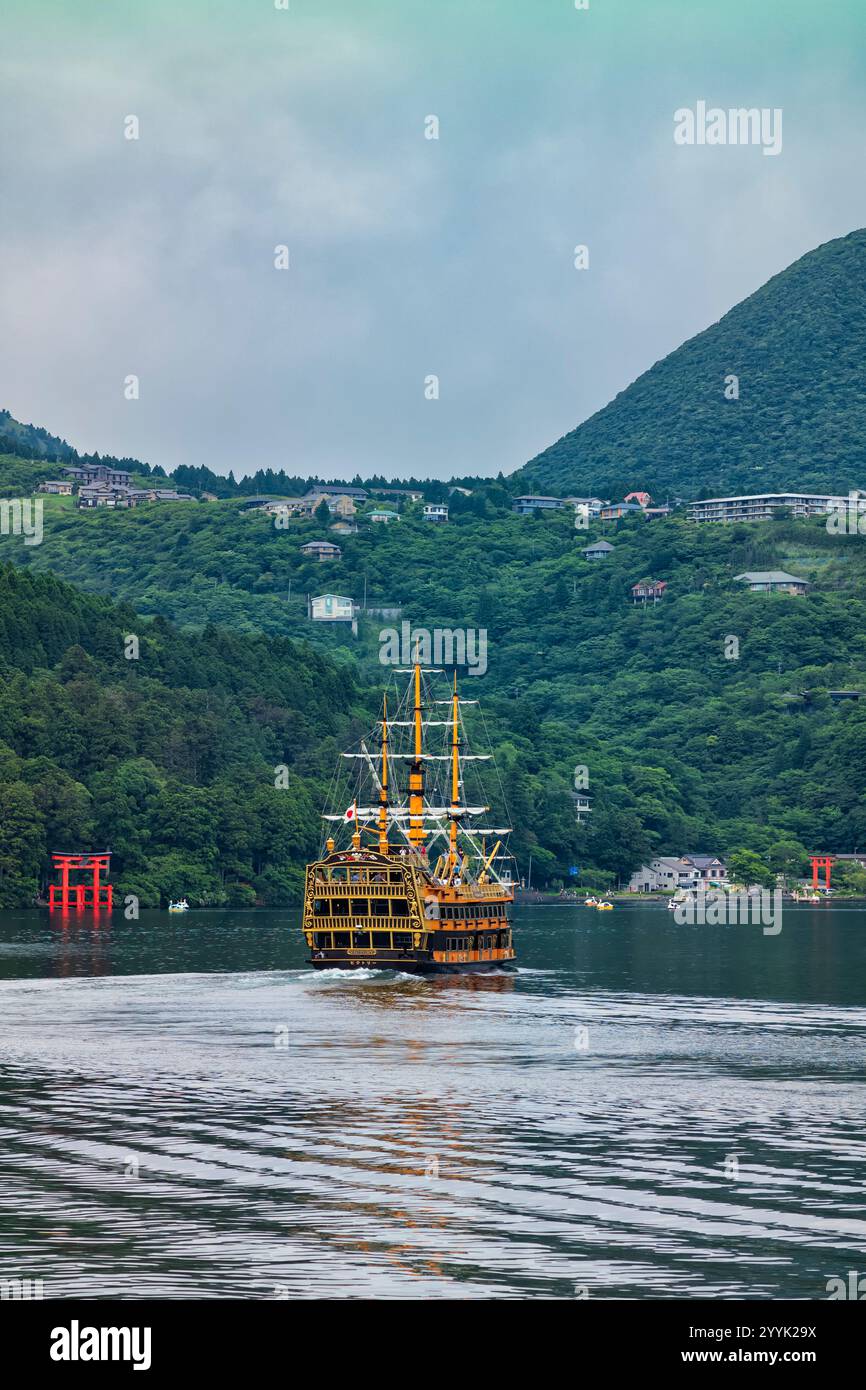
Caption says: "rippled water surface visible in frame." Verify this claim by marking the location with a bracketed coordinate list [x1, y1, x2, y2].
[1, 904, 865, 1299]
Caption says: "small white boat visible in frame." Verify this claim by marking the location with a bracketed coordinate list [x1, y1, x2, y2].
[596, 900, 614, 911]
[669, 889, 693, 911]
[168, 898, 189, 913]
[584, 896, 599, 907]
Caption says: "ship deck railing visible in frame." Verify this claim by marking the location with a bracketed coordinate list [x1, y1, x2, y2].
[311, 881, 413, 897]
[308, 915, 509, 932]
[446, 882, 513, 901]
[310, 878, 512, 900]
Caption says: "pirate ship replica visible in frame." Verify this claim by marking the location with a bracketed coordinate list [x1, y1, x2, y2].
[302, 663, 516, 972]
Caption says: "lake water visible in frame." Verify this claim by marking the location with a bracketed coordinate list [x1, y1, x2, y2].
[1, 903, 865, 1299]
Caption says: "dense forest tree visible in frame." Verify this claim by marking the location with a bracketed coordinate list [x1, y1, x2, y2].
[3, 475, 866, 891]
[0, 564, 370, 907]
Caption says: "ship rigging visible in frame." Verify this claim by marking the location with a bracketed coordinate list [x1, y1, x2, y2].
[302, 663, 516, 972]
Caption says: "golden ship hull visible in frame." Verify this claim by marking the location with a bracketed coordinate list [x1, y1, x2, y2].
[304, 663, 516, 972]
[303, 849, 516, 973]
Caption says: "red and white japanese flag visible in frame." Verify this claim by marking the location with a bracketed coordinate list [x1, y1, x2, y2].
[344, 802, 357, 823]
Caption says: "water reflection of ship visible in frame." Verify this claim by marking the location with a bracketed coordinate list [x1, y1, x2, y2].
[273, 1080, 484, 1285]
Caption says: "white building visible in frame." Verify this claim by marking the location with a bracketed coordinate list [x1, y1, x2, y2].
[688, 493, 851, 524]
[308, 594, 356, 623]
[628, 855, 727, 893]
[423, 503, 449, 523]
[565, 496, 606, 517]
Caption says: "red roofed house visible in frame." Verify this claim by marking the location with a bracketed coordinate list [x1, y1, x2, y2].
[631, 579, 667, 604]
[625, 491, 653, 508]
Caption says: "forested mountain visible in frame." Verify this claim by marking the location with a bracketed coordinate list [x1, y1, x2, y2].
[0, 564, 367, 907]
[514, 229, 866, 500]
[4, 228, 866, 898]
[4, 480, 866, 892]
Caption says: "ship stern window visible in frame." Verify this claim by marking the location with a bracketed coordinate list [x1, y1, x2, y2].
[350, 899, 369, 916]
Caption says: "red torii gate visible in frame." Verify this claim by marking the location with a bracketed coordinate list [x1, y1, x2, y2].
[48, 852, 113, 910]
[810, 854, 834, 892]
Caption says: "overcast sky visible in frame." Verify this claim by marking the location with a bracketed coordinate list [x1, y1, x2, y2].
[1, 0, 864, 480]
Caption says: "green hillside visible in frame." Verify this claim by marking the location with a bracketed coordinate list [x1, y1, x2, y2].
[515, 229, 866, 500]
[4, 487, 866, 890]
[0, 409, 78, 463]
[0, 563, 367, 908]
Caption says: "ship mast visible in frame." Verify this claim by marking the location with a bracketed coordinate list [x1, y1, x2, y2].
[407, 660, 426, 849]
[378, 694, 390, 855]
[447, 673, 460, 879]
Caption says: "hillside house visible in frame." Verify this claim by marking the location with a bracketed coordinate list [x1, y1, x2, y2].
[423, 503, 449, 523]
[565, 496, 606, 517]
[63, 463, 131, 488]
[601, 501, 645, 520]
[582, 540, 615, 560]
[77, 483, 192, 508]
[369, 508, 399, 523]
[734, 570, 809, 595]
[308, 594, 356, 623]
[240, 495, 302, 513]
[77, 485, 134, 509]
[305, 493, 357, 518]
[300, 540, 342, 562]
[513, 495, 564, 515]
[801, 689, 861, 704]
[271, 497, 312, 516]
[625, 491, 653, 508]
[306, 484, 367, 503]
[631, 579, 667, 603]
[688, 493, 848, 524]
[38, 480, 74, 495]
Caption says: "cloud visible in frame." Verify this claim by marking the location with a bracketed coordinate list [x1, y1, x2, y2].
[1, 2, 864, 478]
